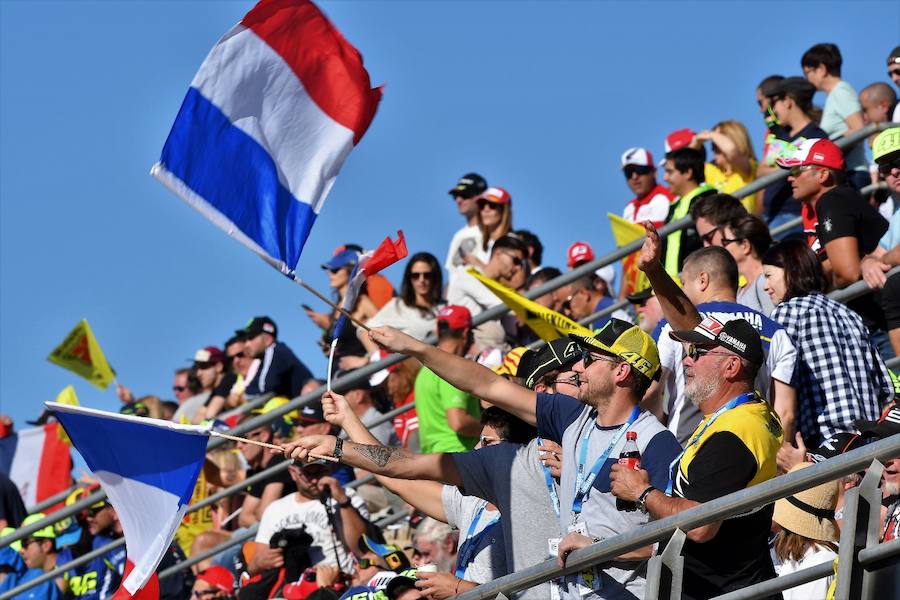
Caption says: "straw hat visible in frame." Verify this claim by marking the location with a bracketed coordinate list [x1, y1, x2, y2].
[773, 462, 840, 542]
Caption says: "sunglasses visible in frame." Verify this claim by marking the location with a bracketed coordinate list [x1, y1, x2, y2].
[172, 385, 187, 393]
[86, 504, 109, 517]
[193, 591, 219, 599]
[410, 271, 433, 280]
[623, 165, 653, 179]
[889, 68, 900, 78]
[355, 557, 376, 569]
[500, 251, 524, 268]
[877, 158, 900, 177]
[20, 538, 42, 549]
[477, 199, 504, 211]
[789, 165, 820, 177]
[580, 351, 620, 369]
[548, 373, 581, 387]
[229, 351, 248, 361]
[685, 343, 733, 362]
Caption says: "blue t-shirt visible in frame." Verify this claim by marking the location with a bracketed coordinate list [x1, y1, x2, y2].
[0, 568, 63, 600]
[58, 535, 126, 599]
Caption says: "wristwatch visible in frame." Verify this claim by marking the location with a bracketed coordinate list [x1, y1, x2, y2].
[636, 486, 656, 514]
[333, 436, 344, 462]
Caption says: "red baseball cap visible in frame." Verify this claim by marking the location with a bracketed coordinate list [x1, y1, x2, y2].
[664, 128, 697, 153]
[482, 186, 511, 205]
[196, 566, 235, 593]
[567, 241, 595, 268]
[775, 138, 845, 171]
[193, 346, 225, 369]
[437, 305, 472, 330]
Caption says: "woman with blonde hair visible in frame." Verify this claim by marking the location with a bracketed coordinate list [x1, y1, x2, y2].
[771, 462, 840, 600]
[695, 120, 759, 213]
[464, 186, 514, 268]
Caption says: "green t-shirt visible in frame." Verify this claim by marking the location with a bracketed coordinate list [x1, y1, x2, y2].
[414, 367, 480, 453]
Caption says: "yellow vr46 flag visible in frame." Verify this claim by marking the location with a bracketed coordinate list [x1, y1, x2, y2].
[608, 213, 650, 297]
[47, 320, 115, 390]
[467, 268, 594, 341]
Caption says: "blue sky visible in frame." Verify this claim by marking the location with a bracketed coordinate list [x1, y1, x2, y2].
[1, 1, 898, 427]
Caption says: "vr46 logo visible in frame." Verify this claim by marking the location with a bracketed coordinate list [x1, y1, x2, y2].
[620, 352, 653, 375]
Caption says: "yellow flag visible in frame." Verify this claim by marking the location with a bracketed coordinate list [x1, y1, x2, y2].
[47, 320, 115, 390]
[608, 213, 650, 297]
[54, 386, 80, 445]
[467, 268, 594, 341]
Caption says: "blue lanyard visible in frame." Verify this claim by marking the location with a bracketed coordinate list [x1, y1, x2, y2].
[665, 393, 757, 495]
[454, 503, 501, 579]
[572, 406, 641, 517]
[537, 437, 561, 517]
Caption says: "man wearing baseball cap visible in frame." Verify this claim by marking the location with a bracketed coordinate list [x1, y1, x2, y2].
[414, 306, 482, 453]
[335, 320, 681, 599]
[445, 173, 488, 279]
[610, 315, 783, 600]
[241, 316, 315, 398]
[621, 147, 675, 229]
[777, 138, 888, 290]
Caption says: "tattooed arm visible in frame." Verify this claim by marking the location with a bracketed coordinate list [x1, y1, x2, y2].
[283, 435, 464, 488]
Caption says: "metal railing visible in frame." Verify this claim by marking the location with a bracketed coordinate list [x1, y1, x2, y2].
[454, 434, 900, 600]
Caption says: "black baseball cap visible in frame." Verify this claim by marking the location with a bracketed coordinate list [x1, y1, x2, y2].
[517, 338, 581, 389]
[447, 173, 487, 199]
[625, 287, 655, 304]
[240, 316, 277, 339]
[296, 400, 326, 424]
[807, 432, 866, 463]
[670, 316, 764, 366]
[855, 402, 900, 440]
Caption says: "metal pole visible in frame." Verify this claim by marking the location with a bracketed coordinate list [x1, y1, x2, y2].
[711, 561, 835, 600]
[833, 460, 883, 600]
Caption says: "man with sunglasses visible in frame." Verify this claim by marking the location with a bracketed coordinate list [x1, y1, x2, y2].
[291, 320, 681, 600]
[2, 513, 63, 599]
[445, 173, 488, 282]
[621, 148, 674, 230]
[610, 316, 783, 600]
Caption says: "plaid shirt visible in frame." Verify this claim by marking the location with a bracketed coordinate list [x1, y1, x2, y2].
[772, 292, 891, 446]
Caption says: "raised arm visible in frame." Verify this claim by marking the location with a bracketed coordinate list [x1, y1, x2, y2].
[367, 326, 538, 425]
[638, 221, 702, 330]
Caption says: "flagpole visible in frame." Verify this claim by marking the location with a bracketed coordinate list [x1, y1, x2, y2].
[291, 276, 372, 333]
[207, 431, 338, 463]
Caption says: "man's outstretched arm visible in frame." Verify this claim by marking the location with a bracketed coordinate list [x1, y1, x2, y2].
[638, 221, 702, 331]
[284, 435, 464, 489]
[368, 326, 538, 425]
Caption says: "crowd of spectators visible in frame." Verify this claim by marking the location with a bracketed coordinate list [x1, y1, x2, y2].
[1, 42, 900, 600]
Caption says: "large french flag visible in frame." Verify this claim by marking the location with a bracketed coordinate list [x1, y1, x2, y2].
[151, 0, 382, 275]
[0, 423, 72, 508]
[46, 402, 210, 597]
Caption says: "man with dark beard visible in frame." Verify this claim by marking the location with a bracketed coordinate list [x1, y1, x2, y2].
[610, 315, 784, 600]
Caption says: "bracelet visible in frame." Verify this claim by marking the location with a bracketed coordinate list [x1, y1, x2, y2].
[637, 486, 656, 514]
[337, 498, 353, 509]
[333, 437, 344, 461]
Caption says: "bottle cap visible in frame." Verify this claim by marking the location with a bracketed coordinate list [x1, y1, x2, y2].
[625, 431, 637, 440]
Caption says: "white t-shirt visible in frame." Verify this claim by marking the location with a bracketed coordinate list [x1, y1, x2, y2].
[255, 490, 369, 572]
[445, 225, 483, 282]
[366, 297, 438, 342]
[441, 485, 506, 583]
[773, 544, 836, 600]
[655, 301, 797, 444]
[446, 268, 500, 317]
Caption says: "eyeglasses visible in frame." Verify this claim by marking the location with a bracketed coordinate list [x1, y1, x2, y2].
[789, 165, 820, 177]
[580, 351, 620, 369]
[477, 199, 504, 211]
[410, 271, 433, 280]
[479, 435, 503, 447]
[685, 343, 734, 362]
[877, 158, 900, 177]
[699, 227, 720, 245]
[623, 165, 653, 179]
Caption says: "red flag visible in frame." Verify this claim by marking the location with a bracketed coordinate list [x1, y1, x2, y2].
[363, 231, 407, 275]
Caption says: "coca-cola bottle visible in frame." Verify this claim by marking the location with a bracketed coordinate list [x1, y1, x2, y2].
[616, 431, 640, 512]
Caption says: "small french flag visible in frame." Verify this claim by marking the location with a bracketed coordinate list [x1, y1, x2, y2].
[46, 403, 210, 598]
[151, 0, 382, 275]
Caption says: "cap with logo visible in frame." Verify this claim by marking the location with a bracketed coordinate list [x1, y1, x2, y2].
[855, 401, 900, 439]
[567, 241, 595, 268]
[806, 432, 866, 463]
[361, 534, 411, 572]
[518, 338, 582, 389]
[437, 305, 472, 331]
[621, 147, 655, 168]
[10, 513, 55, 552]
[873, 127, 900, 164]
[296, 400, 327, 424]
[242, 316, 278, 339]
[775, 138, 845, 171]
[322, 249, 359, 272]
[448, 173, 488, 199]
[193, 346, 224, 369]
[384, 569, 419, 600]
[664, 128, 697, 153]
[482, 186, 512, 205]
[569, 318, 661, 381]
[669, 316, 765, 367]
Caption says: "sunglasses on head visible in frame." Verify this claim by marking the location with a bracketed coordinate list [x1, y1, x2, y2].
[685, 343, 733, 362]
[877, 157, 900, 177]
[580, 350, 620, 369]
[410, 271, 433, 280]
[477, 199, 503, 210]
[623, 165, 653, 179]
